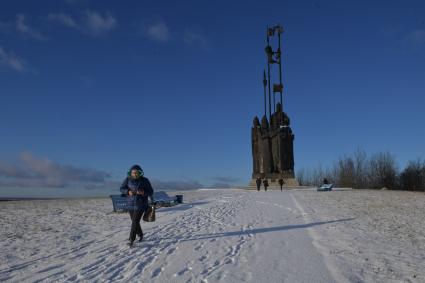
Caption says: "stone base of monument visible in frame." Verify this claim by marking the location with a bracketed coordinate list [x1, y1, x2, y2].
[248, 177, 300, 189]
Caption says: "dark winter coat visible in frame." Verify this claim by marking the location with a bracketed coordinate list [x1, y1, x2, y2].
[256, 178, 262, 188]
[120, 176, 154, 210]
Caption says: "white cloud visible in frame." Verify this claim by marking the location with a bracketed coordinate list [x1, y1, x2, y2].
[15, 14, 46, 40]
[84, 10, 116, 36]
[48, 13, 78, 28]
[144, 21, 170, 42]
[212, 175, 239, 183]
[183, 29, 209, 50]
[48, 11, 116, 36]
[151, 179, 203, 191]
[0, 46, 27, 72]
[0, 152, 112, 188]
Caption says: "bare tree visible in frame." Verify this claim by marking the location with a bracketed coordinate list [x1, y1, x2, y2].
[296, 149, 425, 191]
[400, 159, 425, 191]
[297, 165, 333, 187]
[296, 168, 305, 186]
[353, 148, 368, 189]
[368, 151, 398, 189]
[334, 156, 355, 188]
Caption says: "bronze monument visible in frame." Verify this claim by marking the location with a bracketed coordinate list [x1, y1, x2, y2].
[251, 25, 298, 187]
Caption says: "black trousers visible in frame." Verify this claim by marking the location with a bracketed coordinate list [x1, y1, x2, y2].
[128, 209, 144, 242]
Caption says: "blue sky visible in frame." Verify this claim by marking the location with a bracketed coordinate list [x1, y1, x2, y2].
[1, 0, 425, 196]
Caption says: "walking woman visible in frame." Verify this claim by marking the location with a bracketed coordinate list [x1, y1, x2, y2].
[120, 164, 154, 247]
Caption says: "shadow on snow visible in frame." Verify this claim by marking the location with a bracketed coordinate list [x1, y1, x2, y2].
[147, 217, 356, 243]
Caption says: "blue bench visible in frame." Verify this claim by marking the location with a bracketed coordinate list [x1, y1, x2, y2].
[110, 195, 131, 212]
[110, 191, 183, 212]
[317, 183, 334, 191]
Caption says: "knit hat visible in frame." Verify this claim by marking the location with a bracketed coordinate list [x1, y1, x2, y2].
[128, 164, 144, 177]
[130, 164, 142, 171]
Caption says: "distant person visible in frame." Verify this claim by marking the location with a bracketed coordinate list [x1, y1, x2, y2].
[263, 179, 269, 191]
[323, 178, 329, 185]
[278, 178, 284, 191]
[120, 164, 154, 247]
[256, 177, 262, 191]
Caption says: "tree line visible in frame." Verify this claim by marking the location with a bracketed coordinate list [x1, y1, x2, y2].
[297, 149, 425, 191]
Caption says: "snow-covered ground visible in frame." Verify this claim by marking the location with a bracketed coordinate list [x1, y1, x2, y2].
[292, 188, 425, 283]
[0, 188, 424, 283]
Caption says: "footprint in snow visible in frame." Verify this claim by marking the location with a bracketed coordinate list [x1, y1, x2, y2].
[151, 267, 163, 278]
[167, 247, 178, 254]
[225, 258, 234, 264]
[176, 266, 191, 276]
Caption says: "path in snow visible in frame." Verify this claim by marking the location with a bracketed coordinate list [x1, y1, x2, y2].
[0, 190, 346, 282]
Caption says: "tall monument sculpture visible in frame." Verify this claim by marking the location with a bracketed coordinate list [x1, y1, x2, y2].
[251, 25, 298, 187]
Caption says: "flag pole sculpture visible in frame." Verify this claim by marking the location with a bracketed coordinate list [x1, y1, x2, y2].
[251, 25, 299, 188]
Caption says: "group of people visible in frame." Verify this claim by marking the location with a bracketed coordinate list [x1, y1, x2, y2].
[255, 177, 285, 191]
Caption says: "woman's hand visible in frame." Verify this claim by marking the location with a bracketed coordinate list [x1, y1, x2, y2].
[128, 190, 134, 196]
[137, 190, 145, 196]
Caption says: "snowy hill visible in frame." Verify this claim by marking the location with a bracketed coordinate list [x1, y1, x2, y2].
[0, 188, 423, 282]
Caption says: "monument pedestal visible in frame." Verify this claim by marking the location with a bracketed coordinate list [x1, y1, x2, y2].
[249, 177, 299, 189]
